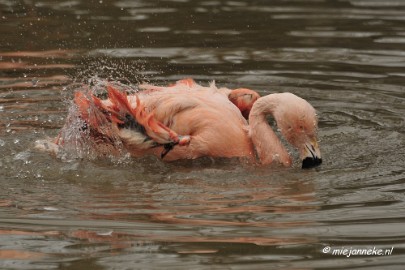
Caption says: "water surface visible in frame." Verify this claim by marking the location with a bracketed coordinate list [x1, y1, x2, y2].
[1, 0, 405, 269]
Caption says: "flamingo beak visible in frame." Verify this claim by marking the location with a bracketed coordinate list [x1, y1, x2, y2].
[301, 138, 322, 169]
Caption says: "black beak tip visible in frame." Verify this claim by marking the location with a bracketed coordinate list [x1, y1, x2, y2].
[302, 157, 322, 169]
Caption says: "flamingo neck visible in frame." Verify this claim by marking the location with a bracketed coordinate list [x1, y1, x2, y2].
[249, 95, 292, 166]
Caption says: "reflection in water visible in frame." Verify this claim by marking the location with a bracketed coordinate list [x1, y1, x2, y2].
[0, 249, 44, 260]
[1, 0, 405, 269]
[80, 174, 318, 246]
[0, 169, 320, 266]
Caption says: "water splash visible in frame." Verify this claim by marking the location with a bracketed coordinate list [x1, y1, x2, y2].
[55, 79, 135, 163]
[73, 57, 149, 87]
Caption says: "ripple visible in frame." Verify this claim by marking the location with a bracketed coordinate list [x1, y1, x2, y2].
[137, 27, 171, 33]
[0, 62, 74, 70]
[0, 75, 70, 90]
[127, 7, 177, 14]
[289, 31, 381, 38]
[349, 0, 405, 7]
[0, 50, 79, 58]
[115, 0, 151, 8]
[89, 45, 405, 69]
[375, 37, 405, 43]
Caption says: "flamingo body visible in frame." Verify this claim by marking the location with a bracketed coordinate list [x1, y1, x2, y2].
[43, 79, 321, 168]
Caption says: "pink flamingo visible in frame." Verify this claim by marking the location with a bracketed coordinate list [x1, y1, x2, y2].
[50, 78, 321, 168]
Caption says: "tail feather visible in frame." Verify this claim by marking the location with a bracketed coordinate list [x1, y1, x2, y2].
[74, 92, 114, 138]
[107, 85, 135, 116]
[74, 91, 110, 131]
[169, 78, 196, 88]
[144, 112, 180, 144]
[132, 95, 180, 145]
[178, 78, 196, 87]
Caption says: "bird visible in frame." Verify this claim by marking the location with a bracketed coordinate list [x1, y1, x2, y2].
[45, 78, 322, 168]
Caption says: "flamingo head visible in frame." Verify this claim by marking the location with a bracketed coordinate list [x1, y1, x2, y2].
[272, 93, 322, 169]
[228, 88, 260, 119]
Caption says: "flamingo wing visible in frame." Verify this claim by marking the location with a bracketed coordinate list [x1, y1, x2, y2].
[73, 85, 190, 158]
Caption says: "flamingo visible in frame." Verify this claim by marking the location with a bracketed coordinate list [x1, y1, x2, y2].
[46, 78, 322, 168]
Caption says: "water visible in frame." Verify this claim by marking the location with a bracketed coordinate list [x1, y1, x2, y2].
[1, 0, 405, 269]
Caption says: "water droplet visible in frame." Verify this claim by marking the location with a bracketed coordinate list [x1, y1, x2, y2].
[23, 73, 27, 78]
[14, 139, 20, 144]
[0, 139, 5, 147]
[32, 78, 39, 86]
